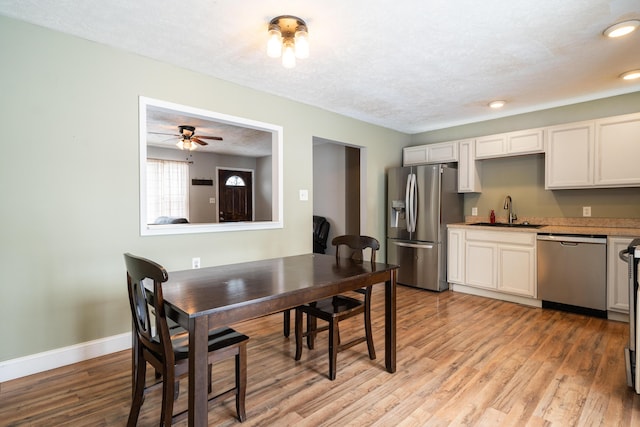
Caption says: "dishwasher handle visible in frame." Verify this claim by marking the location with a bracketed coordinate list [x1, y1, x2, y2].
[536, 234, 606, 244]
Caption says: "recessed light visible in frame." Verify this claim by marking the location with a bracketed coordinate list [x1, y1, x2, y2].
[488, 100, 506, 109]
[603, 20, 640, 38]
[620, 70, 640, 80]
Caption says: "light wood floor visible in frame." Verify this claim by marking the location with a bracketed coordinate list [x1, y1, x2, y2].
[2, 285, 640, 426]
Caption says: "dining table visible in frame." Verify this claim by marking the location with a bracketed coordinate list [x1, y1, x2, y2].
[158, 253, 398, 427]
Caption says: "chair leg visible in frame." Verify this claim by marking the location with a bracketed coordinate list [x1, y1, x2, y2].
[364, 297, 376, 360]
[159, 367, 175, 427]
[283, 309, 290, 337]
[307, 313, 317, 349]
[236, 344, 247, 422]
[127, 351, 146, 427]
[328, 318, 338, 381]
[294, 309, 303, 361]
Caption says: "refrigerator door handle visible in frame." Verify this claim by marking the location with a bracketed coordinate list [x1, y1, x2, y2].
[408, 173, 417, 233]
[392, 241, 434, 249]
[404, 173, 413, 233]
[405, 174, 412, 232]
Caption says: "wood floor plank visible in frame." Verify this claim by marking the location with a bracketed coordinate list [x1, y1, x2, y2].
[2, 285, 640, 426]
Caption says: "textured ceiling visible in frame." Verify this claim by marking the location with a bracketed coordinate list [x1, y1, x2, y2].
[146, 104, 273, 157]
[1, 0, 639, 133]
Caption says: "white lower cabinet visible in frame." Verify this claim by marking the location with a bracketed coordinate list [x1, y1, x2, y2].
[465, 240, 498, 289]
[447, 228, 465, 284]
[449, 228, 537, 302]
[607, 236, 634, 314]
[497, 244, 536, 297]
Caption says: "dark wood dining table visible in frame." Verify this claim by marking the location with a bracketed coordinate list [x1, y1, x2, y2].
[158, 253, 398, 427]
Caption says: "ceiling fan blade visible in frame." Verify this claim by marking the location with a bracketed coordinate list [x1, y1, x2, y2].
[192, 137, 209, 146]
[195, 135, 223, 141]
[148, 131, 181, 137]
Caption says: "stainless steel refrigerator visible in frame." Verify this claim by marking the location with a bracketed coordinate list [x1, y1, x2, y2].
[386, 164, 463, 291]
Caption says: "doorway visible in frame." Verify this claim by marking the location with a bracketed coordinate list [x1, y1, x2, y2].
[313, 137, 365, 255]
[218, 169, 253, 222]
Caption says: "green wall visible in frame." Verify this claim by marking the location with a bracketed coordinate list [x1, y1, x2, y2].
[2, 13, 638, 363]
[0, 16, 408, 361]
[411, 92, 640, 219]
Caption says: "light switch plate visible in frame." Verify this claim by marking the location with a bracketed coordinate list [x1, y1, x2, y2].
[299, 189, 309, 201]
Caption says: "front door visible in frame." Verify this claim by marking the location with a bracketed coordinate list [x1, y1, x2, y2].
[218, 169, 253, 222]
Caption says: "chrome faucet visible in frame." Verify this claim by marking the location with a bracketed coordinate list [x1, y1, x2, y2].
[503, 195, 517, 224]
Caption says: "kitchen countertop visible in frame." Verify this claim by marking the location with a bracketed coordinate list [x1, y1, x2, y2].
[449, 217, 640, 237]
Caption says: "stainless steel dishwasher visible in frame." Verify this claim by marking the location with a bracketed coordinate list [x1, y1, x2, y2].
[537, 234, 607, 318]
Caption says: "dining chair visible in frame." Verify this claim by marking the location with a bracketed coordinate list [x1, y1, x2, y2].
[124, 253, 249, 426]
[294, 235, 380, 380]
[282, 215, 332, 337]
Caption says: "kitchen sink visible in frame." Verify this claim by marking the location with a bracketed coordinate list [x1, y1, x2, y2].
[470, 222, 543, 229]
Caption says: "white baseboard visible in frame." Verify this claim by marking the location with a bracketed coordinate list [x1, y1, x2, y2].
[451, 283, 542, 308]
[0, 332, 132, 382]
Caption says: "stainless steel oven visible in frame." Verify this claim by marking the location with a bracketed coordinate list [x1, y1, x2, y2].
[620, 238, 640, 394]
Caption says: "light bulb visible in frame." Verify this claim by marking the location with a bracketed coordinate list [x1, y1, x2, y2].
[621, 70, 640, 80]
[294, 29, 309, 58]
[282, 39, 296, 68]
[267, 28, 282, 58]
[176, 139, 185, 150]
[604, 20, 640, 38]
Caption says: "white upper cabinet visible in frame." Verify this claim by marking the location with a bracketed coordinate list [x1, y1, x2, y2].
[458, 139, 481, 193]
[546, 113, 640, 189]
[595, 113, 640, 187]
[403, 145, 428, 165]
[545, 121, 594, 189]
[403, 141, 458, 166]
[475, 134, 506, 159]
[475, 128, 544, 159]
[507, 128, 545, 155]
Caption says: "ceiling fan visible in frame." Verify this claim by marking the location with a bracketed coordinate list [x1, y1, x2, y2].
[149, 125, 223, 150]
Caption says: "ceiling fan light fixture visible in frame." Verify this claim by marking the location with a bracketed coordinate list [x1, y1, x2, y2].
[282, 39, 296, 68]
[267, 15, 309, 68]
[294, 27, 309, 58]
[177, 138, 197, 151]
[620, 69, 640, 80]
[267, 26, 283, 58]
[489, 100, 506, 109]
[603, 20, 640, 38]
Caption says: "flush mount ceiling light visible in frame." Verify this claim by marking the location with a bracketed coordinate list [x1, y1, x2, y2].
[620, 70, 640, 80]
[603, 20, 640, 38]
[488, 100, 506, 109]
[267, 15, 309, 69]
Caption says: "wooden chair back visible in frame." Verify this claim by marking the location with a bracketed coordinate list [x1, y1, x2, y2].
[332, 235, 380, 263]
[124, 253, 174, 366]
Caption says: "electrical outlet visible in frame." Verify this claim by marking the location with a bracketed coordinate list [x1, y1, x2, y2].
[582, 206, 591, 217]
[471, 207, 478, 216]
[192, 257, 201, 269]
